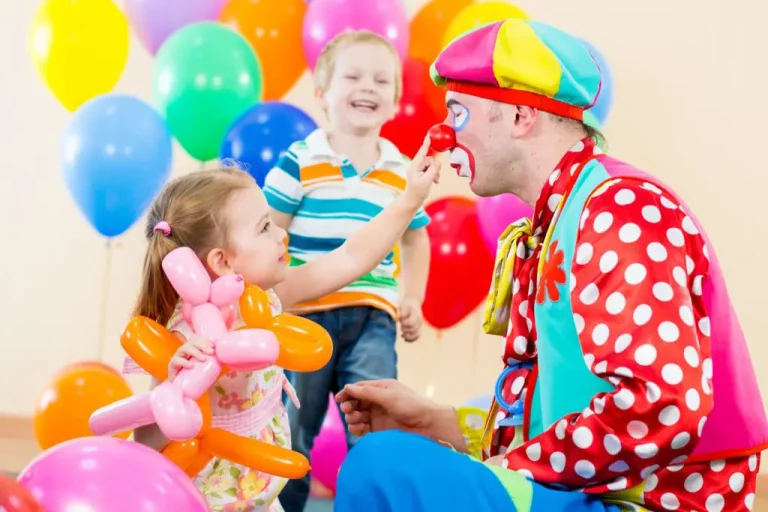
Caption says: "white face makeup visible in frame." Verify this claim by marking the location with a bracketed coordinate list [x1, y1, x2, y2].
[447, 98, 476, 181]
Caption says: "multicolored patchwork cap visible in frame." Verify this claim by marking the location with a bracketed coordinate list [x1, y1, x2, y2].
[431, 18, 603, 123]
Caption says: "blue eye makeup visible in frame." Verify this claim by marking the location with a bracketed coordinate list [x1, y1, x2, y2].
[450, 103, 470, 132]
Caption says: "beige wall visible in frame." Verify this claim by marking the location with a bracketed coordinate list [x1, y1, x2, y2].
[1, 0, 765, 465]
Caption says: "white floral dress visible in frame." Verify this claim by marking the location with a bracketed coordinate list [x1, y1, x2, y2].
[124, 290, 292, 512]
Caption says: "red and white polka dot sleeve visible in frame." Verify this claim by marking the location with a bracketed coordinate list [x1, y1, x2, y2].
[503, 178, 713, 493]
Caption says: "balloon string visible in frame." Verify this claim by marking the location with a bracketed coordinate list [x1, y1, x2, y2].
[96, 239, 114, 361]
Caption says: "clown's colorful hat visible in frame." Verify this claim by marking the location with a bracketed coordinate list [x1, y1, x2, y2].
[431, 19, 603, 122]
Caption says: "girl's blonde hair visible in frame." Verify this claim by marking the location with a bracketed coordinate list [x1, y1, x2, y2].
[313, 30, 403, 102]
[133, 166, 256, 326]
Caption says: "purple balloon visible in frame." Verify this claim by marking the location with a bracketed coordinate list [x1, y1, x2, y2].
[18, 437, 208, 512]
[476, 194, 533, 252]
[302, 0, 409, 69]
[124, 0, 227, 55]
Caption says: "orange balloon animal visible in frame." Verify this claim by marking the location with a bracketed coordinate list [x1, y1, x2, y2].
[120, 284, 333, 479]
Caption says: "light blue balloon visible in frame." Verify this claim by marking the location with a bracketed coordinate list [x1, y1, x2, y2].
[61, 94, 173, 238]
[581, 39, 614, 125]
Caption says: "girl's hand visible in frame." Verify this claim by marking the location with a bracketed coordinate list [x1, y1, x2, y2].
[168, 337, 214, 381]
[403, 138, 441, 209]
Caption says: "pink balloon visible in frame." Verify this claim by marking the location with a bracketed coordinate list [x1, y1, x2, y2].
[476, 194, 533, 252]
[18, 437, 209, 512]
[124, 0, 227, 55]
[302, 0, 409, 69]
[310, 394, 348, 493]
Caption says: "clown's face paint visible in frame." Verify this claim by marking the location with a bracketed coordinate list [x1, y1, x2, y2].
[447, 100, 477, 181]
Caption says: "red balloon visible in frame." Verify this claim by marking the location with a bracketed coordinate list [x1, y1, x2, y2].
[0, 474, 43, 512]
[381, 58, 442, 158]
[422, 197, 495, 329]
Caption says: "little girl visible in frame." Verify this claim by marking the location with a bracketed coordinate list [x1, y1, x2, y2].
[124, 141, 439, 511]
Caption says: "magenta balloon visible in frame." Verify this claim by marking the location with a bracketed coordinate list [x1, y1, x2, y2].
[476, 194, 533, 252]
[18, 437, 209, 512]
[124, 0, 227, 55]
[302, 0, 409, 69]
[309, 394, 348, 492]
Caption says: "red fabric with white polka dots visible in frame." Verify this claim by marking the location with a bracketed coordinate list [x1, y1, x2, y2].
[501, 176, 760, 511]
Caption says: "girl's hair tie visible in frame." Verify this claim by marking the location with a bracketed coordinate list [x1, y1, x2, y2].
[153, 221, 171, 237]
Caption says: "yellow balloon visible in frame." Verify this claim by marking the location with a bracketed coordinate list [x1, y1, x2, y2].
[29, 0, 129, 112]
[442, 2, 529, 48]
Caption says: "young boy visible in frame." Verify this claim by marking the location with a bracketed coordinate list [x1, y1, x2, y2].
[263, 31, 431, 511]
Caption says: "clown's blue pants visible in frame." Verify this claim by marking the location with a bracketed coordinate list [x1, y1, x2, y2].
[335, 430, 623, 512]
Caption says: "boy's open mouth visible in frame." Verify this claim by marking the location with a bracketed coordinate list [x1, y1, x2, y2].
[351, 100, 378, 112]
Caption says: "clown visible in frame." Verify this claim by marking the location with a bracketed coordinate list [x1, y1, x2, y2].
[331, 18, 768, 512]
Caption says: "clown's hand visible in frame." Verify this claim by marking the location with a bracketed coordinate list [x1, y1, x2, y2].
[403, 138, 441, 209]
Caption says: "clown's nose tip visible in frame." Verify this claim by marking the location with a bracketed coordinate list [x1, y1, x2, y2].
[427, 124, 456, 153]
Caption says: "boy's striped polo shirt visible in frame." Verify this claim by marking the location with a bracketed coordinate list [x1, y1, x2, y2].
[264, 129, 430, 318]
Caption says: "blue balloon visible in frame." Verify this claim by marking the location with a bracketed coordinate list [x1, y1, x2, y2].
[220, 101, 318, 187]
[61, 94, 173, 238]
[582, 39, 614, 126]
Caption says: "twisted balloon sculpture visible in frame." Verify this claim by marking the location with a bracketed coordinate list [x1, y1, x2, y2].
[90, 246, 333, 478]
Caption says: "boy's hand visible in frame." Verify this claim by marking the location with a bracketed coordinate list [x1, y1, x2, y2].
[399, 298, 423, 342]
[168, 336, 214, 381]
[403, 138, 441, 209]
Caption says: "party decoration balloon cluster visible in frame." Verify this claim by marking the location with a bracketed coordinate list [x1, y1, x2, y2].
[30, 0, 615, 238]
[86, 246, 332, 478]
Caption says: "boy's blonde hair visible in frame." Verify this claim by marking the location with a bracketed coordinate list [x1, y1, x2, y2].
[314, 30, 403, 102]
[133, 167, 255, 326]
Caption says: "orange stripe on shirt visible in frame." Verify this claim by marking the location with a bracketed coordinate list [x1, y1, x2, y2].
[362, 169, 406, 193]
[300, 163, 344, 187]
[288, 291, 397, 319]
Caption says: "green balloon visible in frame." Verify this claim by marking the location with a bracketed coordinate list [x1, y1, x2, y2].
[153, 22, 263, 162]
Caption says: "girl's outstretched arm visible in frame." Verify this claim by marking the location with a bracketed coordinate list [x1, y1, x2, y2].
[274, 139, 440, 310]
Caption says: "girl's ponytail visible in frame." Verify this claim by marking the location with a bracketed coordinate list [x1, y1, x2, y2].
[132, 227, 180, 326]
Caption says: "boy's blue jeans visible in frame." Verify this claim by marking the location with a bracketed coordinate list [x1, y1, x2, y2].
[279, 306, 397, 512]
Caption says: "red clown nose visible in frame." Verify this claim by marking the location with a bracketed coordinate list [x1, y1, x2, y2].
[427, 124, 456, 156]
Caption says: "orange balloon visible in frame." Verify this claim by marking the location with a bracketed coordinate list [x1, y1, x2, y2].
[59, 360, 122, 377]
[202, 428, 310, 479]
[269, 314, 333, 372]
[121, 316, 182, 381]
[220, 0, 307, 100]
[33, 363, 133, 450]
[408, 0, 473, 65]
[239, 285, 274, 328]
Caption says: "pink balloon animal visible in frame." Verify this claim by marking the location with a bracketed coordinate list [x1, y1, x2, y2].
[90, 247, 280, 441]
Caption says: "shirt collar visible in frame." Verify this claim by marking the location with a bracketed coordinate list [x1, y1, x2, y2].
[304, 129, 404, 166]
